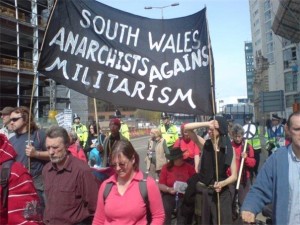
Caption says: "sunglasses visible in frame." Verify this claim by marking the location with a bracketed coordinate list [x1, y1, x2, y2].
[110, 161, 128, 169]
[10, 117, 22, 122]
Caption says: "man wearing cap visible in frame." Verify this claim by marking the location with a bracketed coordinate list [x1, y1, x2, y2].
[72, 114, 88, 148]
[158, 112, 179, 150]
[0, 106, 14, 139]
[266, 114, 285, 155]
[102, 118, 128, 166]
[115, 109, 130, 140]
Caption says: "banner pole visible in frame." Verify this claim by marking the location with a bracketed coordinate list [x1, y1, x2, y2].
[206, 10, 221, 225]
[93, 98, 99, 134]
[28, 75, 38, 173]
[38, 0, 58, 62]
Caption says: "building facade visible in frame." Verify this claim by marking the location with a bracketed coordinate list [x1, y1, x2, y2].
[245, 41, 254, 102]
[248, 0, 300, 122]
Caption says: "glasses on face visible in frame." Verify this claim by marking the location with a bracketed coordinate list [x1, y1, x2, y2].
[110, 161, 128, 169]
[10, 117, 22, 122]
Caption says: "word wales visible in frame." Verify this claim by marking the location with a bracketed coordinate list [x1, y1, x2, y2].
[38, 0, 214, 115]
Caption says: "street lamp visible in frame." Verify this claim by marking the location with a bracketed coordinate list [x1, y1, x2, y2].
[144, 3, 180, 19]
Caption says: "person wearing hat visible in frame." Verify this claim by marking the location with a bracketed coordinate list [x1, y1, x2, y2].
[0, 106, 14, 139]
[102, 118, 128, 167]
[115, 109, 130, 141]
[266, 114, 285, 156]
[158, 112, 179, 150]
[184, 116, 237, 225]
[158, 147, 196, 225]
[72, 113, 88, 148]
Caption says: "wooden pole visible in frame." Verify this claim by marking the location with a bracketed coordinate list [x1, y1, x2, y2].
[93, 98, 99, 133]
[206, 11, 221, 225]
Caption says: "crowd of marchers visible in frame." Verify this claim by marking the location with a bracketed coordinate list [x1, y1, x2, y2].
[0, 105, 298, 225]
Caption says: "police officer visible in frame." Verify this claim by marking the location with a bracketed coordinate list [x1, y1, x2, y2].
[158, 112, 179, 150]
[72, 113, 88, 148]
[266, 114, 285, 156]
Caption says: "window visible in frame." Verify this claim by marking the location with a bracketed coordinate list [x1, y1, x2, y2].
[266, 31, 272, 42]
[264, 10, 271, 21]
[264, 0, 271, 10]
[283, 47, 298, 69]
[284, 71, 298, 92]
[267, 52, 274, 63]
[267, 42, 274, 53]
[265, 20, 272, 30]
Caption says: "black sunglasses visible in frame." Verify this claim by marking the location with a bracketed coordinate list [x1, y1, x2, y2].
[10, 117, 22, 122]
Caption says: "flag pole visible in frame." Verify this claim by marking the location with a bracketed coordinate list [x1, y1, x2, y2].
[206, 9, 221, 225]
[93, 98, 99, 134]
[28, 74, 38, 173]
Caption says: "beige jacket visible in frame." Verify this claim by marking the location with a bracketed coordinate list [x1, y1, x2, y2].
[145, 138, 168, 171]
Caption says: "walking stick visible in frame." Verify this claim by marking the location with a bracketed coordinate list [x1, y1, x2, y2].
[28, 75, 38, 173]
[236, 123, 256, 190]
[233, 122, 256, 219]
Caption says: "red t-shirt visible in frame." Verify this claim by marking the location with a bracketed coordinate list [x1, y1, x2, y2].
[173, 138, 200, 159]
[159, 162, 195, 188]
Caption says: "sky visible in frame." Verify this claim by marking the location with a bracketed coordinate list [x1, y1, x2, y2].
[97, 0, 252, 104]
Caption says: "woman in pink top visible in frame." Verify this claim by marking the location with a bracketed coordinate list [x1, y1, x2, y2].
[92, 140, 165, 225]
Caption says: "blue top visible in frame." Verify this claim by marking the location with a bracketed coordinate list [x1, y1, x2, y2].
[89, 148, 102, 167]
[288, 145, 300, 224]
[241, 146, 289, 224]
[9, 130, 46, 177]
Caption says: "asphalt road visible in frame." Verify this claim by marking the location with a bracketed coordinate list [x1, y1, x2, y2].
[131, 136, 149, 172]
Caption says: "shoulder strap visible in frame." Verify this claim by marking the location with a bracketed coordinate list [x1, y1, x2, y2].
[0, 160, 14, 209]
[139, 172, 149, 204]
[139, 172, 152, 224]
[103, 182, 114, 201]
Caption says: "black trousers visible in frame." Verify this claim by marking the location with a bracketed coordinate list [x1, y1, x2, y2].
[195, 185, 232, 225]
[162, 193, 186, 225]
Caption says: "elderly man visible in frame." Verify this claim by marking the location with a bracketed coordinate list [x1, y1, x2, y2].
[0, 106, 14, 138]
[241, 112, 300, 224]
[42, 125, 99, 225]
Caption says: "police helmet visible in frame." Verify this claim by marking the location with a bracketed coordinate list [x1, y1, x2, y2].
[73, 113, 80, 121]
[115, 109, 122, 118]
[161, 112, 169, 119]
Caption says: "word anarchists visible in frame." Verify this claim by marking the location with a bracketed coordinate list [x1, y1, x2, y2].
[38, 0, 214, 115]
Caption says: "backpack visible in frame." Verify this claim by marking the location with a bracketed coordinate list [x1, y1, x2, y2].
[103, 172, 152, 224]
[0, 159, 14, 224]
